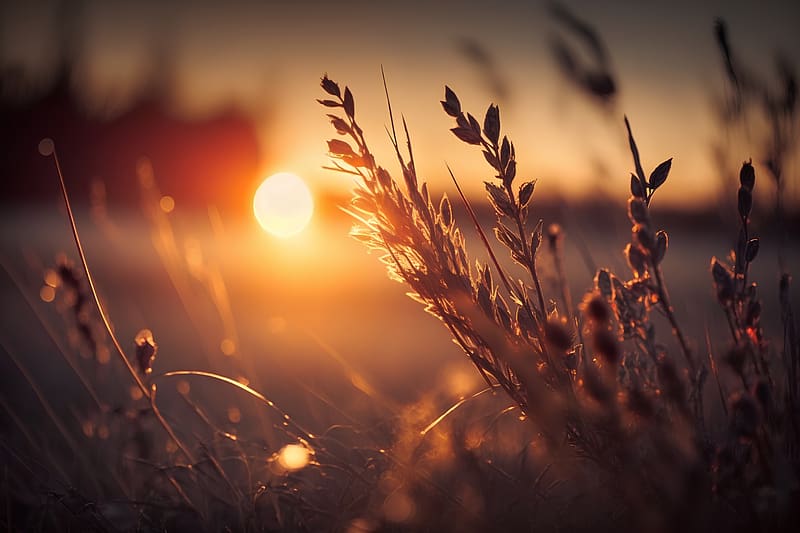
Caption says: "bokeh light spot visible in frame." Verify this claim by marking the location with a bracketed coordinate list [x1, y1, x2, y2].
[159, 195, 175, 213]
[277, 443, 311, 471]
[39, 285, 55, 302]
[220, 338, 236, 356]
[38, 138, 54, 156]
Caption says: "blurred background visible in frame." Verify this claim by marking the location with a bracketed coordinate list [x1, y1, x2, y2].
[0, 0, 798, 433]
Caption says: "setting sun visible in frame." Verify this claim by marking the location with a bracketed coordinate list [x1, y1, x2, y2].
[253, 172, 314, 238]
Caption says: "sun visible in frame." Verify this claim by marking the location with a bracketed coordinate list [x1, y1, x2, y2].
[253, 172, 314, 238]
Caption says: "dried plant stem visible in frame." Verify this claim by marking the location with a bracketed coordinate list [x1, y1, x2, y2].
[651, 264, 696, 375]
[47, 148, 196, 466]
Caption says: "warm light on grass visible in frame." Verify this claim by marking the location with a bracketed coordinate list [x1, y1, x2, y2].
[253, 172, 314, 238]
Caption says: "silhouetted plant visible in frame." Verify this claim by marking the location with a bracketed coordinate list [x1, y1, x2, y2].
[320, 68, 800, 530]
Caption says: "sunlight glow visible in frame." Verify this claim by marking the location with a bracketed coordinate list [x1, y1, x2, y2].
[277, 443, 311, 471]
[253, 172, 313, 238]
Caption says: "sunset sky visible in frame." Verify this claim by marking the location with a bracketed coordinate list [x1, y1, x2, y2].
[1, 0, 798, 207]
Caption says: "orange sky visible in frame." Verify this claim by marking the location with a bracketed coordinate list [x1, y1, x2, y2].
[1, 0, 798, 208]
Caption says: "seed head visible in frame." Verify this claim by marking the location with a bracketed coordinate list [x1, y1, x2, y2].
[135, 329, 157, 375]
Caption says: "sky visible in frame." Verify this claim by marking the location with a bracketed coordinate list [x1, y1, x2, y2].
[1, 0, 798, 208]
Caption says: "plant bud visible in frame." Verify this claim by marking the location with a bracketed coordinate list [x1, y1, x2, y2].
[711, 258, 734, 304]
[654, 231, 668, 264]
[738, 187, 752, 219]
[625, 243, 647, 278]
[592, 329, 620, 366]
[745, 238, 759, 262]
[627, 197, 649, 225]
[633, 224, 655, 253]
[739, 160, 755, 191]
[135, 329, 157, 375]
[581, 293, 611, 324]
[544, 318, 573, 352]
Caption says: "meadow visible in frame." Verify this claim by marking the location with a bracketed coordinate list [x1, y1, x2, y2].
[1, 9, 799, 533]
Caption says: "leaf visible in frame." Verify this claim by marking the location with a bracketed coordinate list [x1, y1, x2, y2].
[624, 116, 647, 192]
[483, 104, 500, 145]
[494, 224, 522, 255]
[343, 87, 355, 117]
[321, 76, 341, 97]
[482, 149, 499, 169]
[451, 127, 482, 145]
[519, 180, 535, 207]
[649, 158, 672, 189]
[442, 86, 461, 117]
[485, 182, 514, 217]
[467, 113, 481, 136]
[327, 139, 356, 157]
[317, 99, 341, 108]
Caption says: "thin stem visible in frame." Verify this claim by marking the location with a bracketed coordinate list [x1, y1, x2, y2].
[48, 147, 196, 464]
[651, 264, 695, 375]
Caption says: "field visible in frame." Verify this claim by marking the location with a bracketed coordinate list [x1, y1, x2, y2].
[1, 2, 799, 531]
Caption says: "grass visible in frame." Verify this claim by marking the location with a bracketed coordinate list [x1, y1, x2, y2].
[318, 69, 799, 530]
[1, 15, 798, 533]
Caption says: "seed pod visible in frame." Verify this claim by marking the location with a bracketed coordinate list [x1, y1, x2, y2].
[632, 224, 655, 254]
[544, 318, 573, 352]
[583, 367, 612, 405]
[625, 243, 647, 278]
[321, 76, 341, 98]
[596, 269, 613, 300]
[745, 238, 759, 262]
[627, 197, 649, 225]
[711, 258, 734, 304]
[581, 292, 610, 324]
[592, 329, 620, 366]
[519, 181, 535, 208]
[738, 187, 752, 219]
[739, 160, 755, 191]
[745, 300, 761, 327]
[654, 231, 668, 264]
[135, 329, 157, 375]
[630, 174, 645, 198]
[439, 195, 452, 227]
